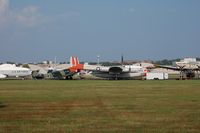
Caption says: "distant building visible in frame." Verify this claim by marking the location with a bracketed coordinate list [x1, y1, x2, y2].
[180, 58, 197, 63]
[175, 58, 200, 68]
[42, 60, 53, 64]
[42, 61, 48, 64]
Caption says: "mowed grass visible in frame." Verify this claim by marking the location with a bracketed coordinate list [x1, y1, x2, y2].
[0, 80, 200, 133]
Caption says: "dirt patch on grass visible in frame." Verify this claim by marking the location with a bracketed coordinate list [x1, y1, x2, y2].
[0, 99, 107, 121]
[0, 103, 7, 108]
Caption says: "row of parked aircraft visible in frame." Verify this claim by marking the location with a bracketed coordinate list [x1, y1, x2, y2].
[31, 56, 147, 80]
[1, 57, 200, 79]
[0, 56, 146, 80]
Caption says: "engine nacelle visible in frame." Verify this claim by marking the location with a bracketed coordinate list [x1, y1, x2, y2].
[109, 67, 123, 74]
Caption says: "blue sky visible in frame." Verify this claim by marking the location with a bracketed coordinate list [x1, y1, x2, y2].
[0, 0, 200, 63]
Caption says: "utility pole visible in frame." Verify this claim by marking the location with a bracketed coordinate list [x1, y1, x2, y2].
[97, 55, 100, 65]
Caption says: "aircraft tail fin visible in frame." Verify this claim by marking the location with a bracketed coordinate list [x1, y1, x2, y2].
[69, 56, 84, 72]
[70, 56, 80, 67]
[121, 54, 124, 65]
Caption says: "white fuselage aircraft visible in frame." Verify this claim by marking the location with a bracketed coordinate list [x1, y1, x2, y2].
[0, 64, 32, 79]
[84, 64, 145, 80]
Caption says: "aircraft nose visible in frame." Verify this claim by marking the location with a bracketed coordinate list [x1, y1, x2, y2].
[29, 70, 32, 74]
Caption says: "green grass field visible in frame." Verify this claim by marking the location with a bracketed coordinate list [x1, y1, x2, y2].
[0, 80, 200, 133]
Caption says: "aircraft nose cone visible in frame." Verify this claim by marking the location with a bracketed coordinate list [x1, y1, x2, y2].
[29, 70, 32, 74]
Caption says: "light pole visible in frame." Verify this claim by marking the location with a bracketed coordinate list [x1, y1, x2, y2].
[97, 55, 100, 65]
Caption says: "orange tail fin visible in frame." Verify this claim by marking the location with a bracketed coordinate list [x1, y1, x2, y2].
[69, 56, 84, 72]
[70, 56, 80, 66]
[70, 56, 76, 66]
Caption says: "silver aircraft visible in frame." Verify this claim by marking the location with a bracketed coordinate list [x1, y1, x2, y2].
[84, 64, 145, 80]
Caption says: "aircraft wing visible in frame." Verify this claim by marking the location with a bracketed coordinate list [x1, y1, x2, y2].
[155, 64, 181, 70]
[108, 66, 130, 74]
[155, 64, 200, 71]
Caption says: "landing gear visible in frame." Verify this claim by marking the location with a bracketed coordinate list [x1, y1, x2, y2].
[180, 70, 195, 80]
[180, 70, 184, 80]
[115, 74, 118, 80]
[197, 65, 200, 79]
[197, 70, 200, 79]
[110, 74, 120, 80]
[178, 66, 185, 80]
[65, 76, 73, 80]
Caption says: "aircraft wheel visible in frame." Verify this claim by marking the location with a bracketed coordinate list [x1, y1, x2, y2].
[66, 76, 73, 80]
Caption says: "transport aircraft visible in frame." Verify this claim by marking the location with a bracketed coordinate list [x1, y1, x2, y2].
[79, 56, 147, 80]
[0, 64, 32, 79]
[48, 56, 84, 80]
[30, 57, 84, 80]
[155, 58, 200, 79]
[83, 63, 145, 80]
